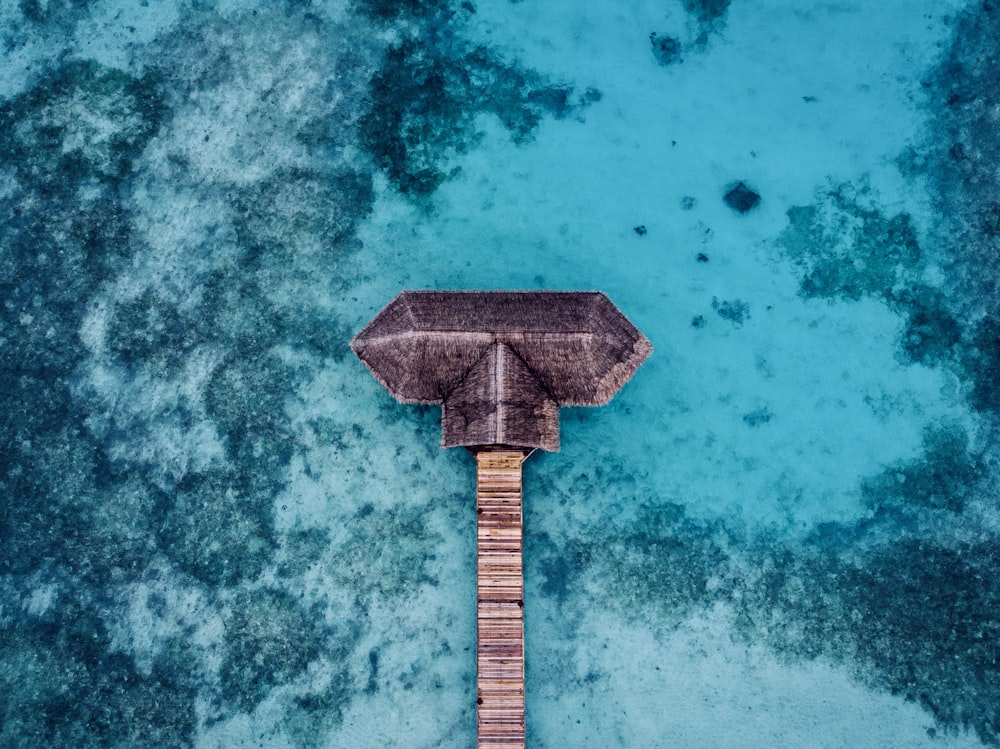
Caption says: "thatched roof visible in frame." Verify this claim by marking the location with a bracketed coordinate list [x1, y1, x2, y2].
[351, 291, 652, 451]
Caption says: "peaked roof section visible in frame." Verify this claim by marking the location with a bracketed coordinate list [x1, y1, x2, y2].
[351, 290, 652, 451]
[442, 342, 560, 451]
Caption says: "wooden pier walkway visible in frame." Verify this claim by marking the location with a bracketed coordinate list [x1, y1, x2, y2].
[475, 449, 529, 749]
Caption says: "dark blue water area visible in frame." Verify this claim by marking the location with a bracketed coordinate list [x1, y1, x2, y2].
[1, 0, 999, 746]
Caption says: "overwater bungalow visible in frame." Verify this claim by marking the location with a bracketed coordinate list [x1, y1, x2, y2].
[352, 290, 651, 749]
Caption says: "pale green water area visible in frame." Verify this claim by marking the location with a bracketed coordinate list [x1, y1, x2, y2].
[2, 1, 999, 747]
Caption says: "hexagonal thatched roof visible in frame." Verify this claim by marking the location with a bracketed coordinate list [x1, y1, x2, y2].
[351, 290, 651, 451]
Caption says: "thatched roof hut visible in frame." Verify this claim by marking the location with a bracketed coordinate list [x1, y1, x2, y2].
[351, 291, 652, 451]
[352, 290, 651, 748]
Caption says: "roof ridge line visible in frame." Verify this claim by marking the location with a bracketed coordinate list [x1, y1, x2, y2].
[494, 342, 504, 445]
[501, 339, 560, 403]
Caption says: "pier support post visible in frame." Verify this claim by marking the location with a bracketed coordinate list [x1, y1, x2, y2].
[475, 448, 530, 749]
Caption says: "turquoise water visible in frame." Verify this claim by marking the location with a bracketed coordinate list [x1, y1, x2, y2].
[1, 0, 998, 746]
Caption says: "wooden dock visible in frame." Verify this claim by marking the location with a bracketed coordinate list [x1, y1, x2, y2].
[475, 449, 529, 749]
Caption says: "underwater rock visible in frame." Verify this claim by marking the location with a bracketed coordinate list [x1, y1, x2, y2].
[691, 315, 706, 328]
[696, 252, 709, 262]
[742, 406, 773, 427]
[633, 225, 647, 236]
[649, 33, 682, 66]
[681, 195, 697, 210]
[723, 181, 761, 213]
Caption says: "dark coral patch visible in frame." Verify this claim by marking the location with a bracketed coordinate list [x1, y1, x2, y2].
[0, 404, 163, 583]
[530, 533, 593, 604]
[737, 539, 1000, 744]
[683, 0, 732, 25]
[529, 501, 726, 629]
[861, 424, 980, 513]
[964, 317, 1000, 414]
[891, 286, 962, 365]
[923, 9, 1000, 424]
[155, 471, 276, 588]
[206, 353, 291, 443]
[742, 406, 773, 427]
[712, 296, 750, 325]
[20, 0, 95, 25]
[360, 37, 590, 196]
[220, 589, 323, 712]
[0, 59, 164, 188]
[779, 184, 922, 302]
[286, 675, 354, 745]
[230, 168, 373, 259]
[549, 485, 1000, 744]
[354, 0, 447, 20]
[0, 593, 196, 747]
[0, 65, 162, 586]
[107, 290, 203, 374]
[526, 85, 574, 117]
[278, 527, 330, 577]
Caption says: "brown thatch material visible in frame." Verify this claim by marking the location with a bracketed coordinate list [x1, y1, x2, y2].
[351, 291, 652, 451]
[443, 342, 561, 450]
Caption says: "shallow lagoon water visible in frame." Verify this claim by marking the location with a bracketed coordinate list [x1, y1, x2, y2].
[1, 1, 999, 747]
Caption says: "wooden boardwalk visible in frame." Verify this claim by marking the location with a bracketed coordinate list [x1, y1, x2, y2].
[475, 449, 529, 749]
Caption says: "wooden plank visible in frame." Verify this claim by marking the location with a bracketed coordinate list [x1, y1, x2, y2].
[476, 450, 527, 749]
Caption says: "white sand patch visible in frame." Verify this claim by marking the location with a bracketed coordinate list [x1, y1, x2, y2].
[105, 559, 225, 677]
[526, 604, 984, 748]
[23, 581, 60, 617]
[75, 0, 183, 71]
